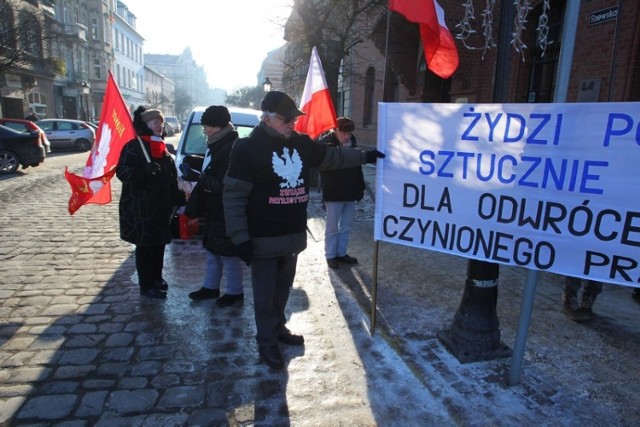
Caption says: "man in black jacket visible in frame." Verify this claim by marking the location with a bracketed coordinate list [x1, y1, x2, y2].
[223, 91, 384, 370]
[318, 117, 364, 269]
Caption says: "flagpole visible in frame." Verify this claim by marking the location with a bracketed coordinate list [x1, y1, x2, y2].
[370, 9, 393, 336]
[135, 135, 151, 163]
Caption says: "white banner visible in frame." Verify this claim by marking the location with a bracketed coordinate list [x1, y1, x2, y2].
[374, 102, 640, 287]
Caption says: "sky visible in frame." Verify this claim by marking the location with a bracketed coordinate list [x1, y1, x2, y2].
[124, 0, 293, 92]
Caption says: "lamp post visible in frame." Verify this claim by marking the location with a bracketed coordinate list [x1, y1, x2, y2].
[81, 81, 90, 121]
[262, 77, 272, 92]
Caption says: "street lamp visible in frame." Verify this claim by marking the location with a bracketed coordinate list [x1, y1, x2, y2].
[262, 77, 272, 92]
[81, 81, 90, 121]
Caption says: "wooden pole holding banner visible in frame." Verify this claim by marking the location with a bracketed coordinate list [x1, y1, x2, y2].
[371, 240, 380, 334]
[369, 8, 392, 335]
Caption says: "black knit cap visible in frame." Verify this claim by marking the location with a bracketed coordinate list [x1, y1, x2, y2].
[201, 105, 231, 128]
[261, 91, 305, 121]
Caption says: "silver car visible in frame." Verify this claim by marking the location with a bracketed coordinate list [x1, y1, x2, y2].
[165, 116, 181, 133]
[38, 118, 96, 152]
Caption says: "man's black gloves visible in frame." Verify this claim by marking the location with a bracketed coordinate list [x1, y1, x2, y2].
[365, 150, 385, 164]
[235, 240, 253, 266]
[144, 162, 162, 176]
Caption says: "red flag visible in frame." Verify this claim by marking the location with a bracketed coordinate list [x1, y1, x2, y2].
[389, 0, 459, 79]
[65, 71, 136, 215]
[294, 46, 337, 139]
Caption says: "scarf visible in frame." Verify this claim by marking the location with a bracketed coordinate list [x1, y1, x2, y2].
[206, 123, 235, 145]
[140, 135, 167, 159]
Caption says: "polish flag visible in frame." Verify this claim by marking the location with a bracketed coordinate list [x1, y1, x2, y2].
[294, 46, 337, 139]
[65, 71, 136, 215]
[389, 0, 459, 79]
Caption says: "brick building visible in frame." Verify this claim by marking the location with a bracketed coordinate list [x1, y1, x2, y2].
[342, 0, 640, 147]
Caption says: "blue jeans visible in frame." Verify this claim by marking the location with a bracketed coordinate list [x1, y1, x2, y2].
[324, 201, 356, 259]
[203, 251, 243, 295]
[251, 255, 297, 346]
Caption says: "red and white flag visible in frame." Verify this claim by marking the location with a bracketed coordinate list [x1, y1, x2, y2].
[389, 0, 459, 79]
[294, 46, 337, 139]
[65, 71, 136, 215]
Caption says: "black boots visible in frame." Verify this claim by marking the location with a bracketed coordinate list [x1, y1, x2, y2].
[562, 292, 597, 322]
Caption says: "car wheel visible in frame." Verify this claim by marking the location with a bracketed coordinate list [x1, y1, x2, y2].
[75, 138, 92, 152]
[0, 150, 19, 174]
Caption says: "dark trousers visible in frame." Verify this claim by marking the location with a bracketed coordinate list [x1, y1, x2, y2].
[251, 255, 297, 346]
[135, 244, 166, 289]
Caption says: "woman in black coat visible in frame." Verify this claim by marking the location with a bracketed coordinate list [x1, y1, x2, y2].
[185, 106, 244, 306]
[116, 106, 185, 299]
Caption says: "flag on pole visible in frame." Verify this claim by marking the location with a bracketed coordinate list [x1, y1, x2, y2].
[294, 46, 337, 139]
[65, 71, 136, 215]
[389, 0, 459, 79]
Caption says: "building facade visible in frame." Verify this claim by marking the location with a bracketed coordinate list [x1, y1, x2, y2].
[347, 0, 640, 147]
[145, 48, 212, 118]
[143, 65, 175, 116]
[112, 0, 144, 113]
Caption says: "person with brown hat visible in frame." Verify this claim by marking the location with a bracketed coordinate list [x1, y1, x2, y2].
[318, 117, 365, 269]
[116, 106, 185, 299]
[185, 106, 244, 307]
[223, 90, 384, 370]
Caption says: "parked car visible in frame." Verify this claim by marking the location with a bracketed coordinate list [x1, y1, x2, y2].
[165, 116, 181, 133]
[164, 121, 175, 136]
[0, 118, 51, 153]
[174, 106, 261, 192]
[84, 121, 98, 131]
[0, 124, 46, 175]
[37, 118, 96, 152]
[175, 106, 260, 168]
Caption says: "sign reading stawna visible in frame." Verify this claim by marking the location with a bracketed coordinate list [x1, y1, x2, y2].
[588, 6, 618, 27]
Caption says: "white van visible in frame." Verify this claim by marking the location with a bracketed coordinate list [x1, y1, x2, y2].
[175, 106, 261, 191]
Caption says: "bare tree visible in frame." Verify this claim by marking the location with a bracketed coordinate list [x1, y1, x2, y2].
[0, 0, 61, 75]
[226, 85, 265, 109]
[146, 91, 170, 110]
[174, 89, 193, 119]
[284, 0, 387, 102]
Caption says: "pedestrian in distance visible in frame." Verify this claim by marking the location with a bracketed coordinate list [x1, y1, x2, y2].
[562, 275, 603, 321]
[25, 110, 38, 122]
[223, 90, 385, 370]
[185, 106, 244, 307]
[116, 106, 186, 299]
[318, 117, 364, 270]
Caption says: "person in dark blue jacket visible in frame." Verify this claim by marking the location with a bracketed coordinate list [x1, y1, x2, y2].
[186, 106, 244, 307]
[318, 117, 365, 270]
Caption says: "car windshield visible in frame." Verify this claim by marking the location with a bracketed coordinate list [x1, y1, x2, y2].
[38, 121, 53, 131]
[2, 122, 27, 132]
[181, 124, 254, 157]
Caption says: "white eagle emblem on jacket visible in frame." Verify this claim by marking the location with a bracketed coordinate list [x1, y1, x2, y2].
[272, 148, 303, 188]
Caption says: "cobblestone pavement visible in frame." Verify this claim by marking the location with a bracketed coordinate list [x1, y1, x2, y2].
[0, 154, 638, 426]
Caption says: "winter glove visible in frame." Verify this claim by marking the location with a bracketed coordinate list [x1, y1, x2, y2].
[144, 162, 162, 176]
[235, 240, 253, 266]
[365, 150, 385, 164]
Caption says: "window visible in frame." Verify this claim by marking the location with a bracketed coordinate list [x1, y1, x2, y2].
[18, 11, 41, 58]
[94, 58, 101, 79]
[91, 17, 98, 39]
[363, 67, 375, 126]
[0, 0, 15, 49]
